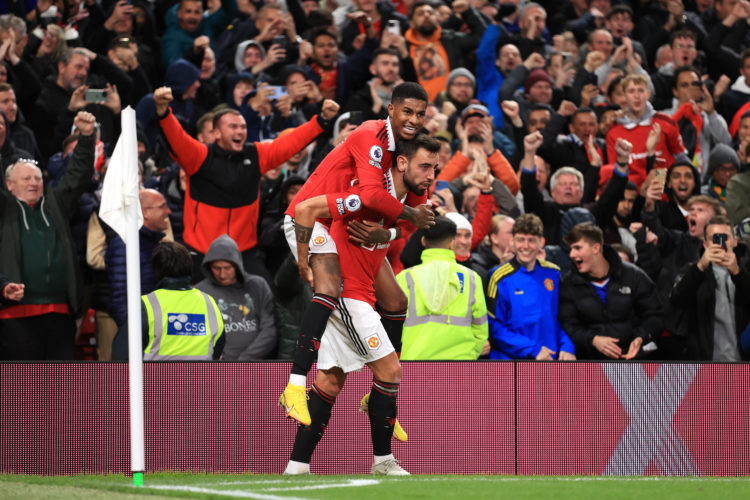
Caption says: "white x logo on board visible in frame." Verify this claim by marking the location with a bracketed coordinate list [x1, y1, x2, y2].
[602, 363, 700, 476]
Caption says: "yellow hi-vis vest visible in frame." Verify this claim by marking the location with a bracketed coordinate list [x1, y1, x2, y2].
[396, 248, 488, 360]
[142, 288, 224, 360]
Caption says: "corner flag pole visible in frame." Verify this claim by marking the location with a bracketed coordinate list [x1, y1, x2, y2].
[98, 107, 144, 485]
[126, 194, 144, 487]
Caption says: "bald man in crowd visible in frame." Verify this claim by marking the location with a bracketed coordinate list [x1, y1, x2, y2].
[105, 189, 172, 333]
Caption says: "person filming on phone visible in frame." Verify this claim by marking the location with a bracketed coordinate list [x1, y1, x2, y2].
[670, 215, 750, 361]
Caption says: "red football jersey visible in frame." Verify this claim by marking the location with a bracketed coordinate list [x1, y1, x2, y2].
[286, 118, 405, 222]
[328, 174, 402, 306]
[606, 113, 687, 188]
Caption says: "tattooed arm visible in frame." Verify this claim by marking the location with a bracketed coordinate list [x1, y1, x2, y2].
[292, 195, 332, 286]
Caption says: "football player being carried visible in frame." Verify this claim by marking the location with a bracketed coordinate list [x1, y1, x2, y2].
[283, 134, 439, 476]
[280, 82, 434, 430]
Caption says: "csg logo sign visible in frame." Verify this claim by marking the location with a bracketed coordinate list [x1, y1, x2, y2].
[167, 313, 208, 336]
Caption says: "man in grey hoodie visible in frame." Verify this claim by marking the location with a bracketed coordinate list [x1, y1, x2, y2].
[196, 234, 277, 360]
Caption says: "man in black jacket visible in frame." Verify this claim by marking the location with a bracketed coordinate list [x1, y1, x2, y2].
[0, 111, 96, 360]
[559, 222, 664, 360]
[670, 215, 750, 361]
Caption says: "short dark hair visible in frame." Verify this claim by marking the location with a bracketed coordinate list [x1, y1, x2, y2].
[212, 108, 242, 129]
[672, 65, 700, 89]
[703, 215, 733, 239]
[152, 242, 193, 281]
[307, 27, 337, 45]
[306, 9, 334, 29]
[423, 216, 457, 247]
[530, 103, 554, 114]
[572, 106, 597, 121]
[372, 47, 400, 61]
[395, 133, 441, 159]
[670, 29, 697, 45]
[410, 1, 437, 18]
[625, 180, 638, 192]
[512, 214, 544, 237]
[742, 48, 750, 66]
[392, 82, 428, 105]
[606, 4, 633, 20]
[607, 74, 624, 99]
[564, 222, 603, 247]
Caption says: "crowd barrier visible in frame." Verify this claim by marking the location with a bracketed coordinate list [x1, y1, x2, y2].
[1, 362, 748, 476]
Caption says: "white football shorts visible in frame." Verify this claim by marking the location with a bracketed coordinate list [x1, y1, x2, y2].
[317, 297, 394, 373]
[284, 214, 338, 262]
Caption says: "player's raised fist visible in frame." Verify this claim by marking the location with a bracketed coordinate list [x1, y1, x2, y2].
[321, 99, 340, 120]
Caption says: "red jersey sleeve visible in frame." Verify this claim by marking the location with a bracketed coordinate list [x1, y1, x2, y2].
[159, 110, 208, 176]
[325, 191, 360, 220]
[470, 193, 494, 250]
[255, 116, 324, 175]
[349, 129, 405, 220]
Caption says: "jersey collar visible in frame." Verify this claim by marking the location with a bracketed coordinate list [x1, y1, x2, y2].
[385, 117, 396, 152]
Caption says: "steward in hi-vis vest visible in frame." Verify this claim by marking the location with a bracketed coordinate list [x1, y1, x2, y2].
[111, 241, 225, 360]
[143, 287, 224, 360]
[396, 216, 488, 360]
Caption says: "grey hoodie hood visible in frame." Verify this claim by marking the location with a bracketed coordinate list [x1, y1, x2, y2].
[235, 40, 266, 73]
[617, 101, 656, 129]
[201, 234, 247, 285]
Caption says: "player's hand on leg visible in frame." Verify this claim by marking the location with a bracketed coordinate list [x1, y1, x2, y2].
[298, 260, 314, 288]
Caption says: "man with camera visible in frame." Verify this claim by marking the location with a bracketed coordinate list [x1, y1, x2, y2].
[670, 215, 750, 361]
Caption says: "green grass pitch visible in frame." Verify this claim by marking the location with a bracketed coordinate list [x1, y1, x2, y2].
[2, 473, 749, 499]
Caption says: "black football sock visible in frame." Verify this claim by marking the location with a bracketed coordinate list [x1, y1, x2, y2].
[377, 307, 406, 353]
[368, 379, 399, 456]
[291, 293, 337, 376]
[289, 383, 336, 464]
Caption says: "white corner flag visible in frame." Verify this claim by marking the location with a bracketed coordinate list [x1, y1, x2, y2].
[98, 106, 145, 486]
[99, 107, 143, 241]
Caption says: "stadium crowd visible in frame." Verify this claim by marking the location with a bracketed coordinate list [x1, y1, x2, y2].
[0, 0, 749, 363]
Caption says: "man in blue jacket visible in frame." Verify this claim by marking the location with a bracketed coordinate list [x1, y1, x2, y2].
[486, 214, 575, 360]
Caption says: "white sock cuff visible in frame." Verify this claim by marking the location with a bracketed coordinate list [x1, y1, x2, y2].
[289, 374, 307, 386]
[373, 454, 395, 465]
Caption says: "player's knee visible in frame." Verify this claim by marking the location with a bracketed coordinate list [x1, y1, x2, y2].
[316, 369, 345, 397]
[381, 359, 402, 385]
